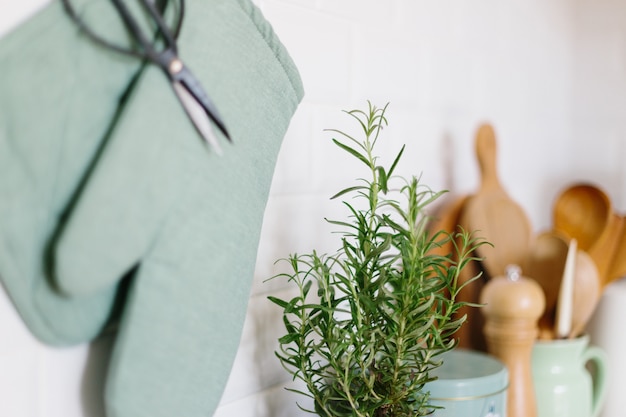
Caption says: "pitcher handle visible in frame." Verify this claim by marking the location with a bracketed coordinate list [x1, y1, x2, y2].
[582, 345, 608, 417]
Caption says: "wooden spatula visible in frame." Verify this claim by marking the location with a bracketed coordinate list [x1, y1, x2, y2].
[570, 249, 601, 338]
[461, 124, 532, 278]
[524, 231, 569, 340]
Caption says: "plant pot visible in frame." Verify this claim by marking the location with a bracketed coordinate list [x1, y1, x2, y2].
[424, 349, 508, 417]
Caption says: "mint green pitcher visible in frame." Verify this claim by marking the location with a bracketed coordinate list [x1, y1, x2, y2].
[532, 335, 608, 417]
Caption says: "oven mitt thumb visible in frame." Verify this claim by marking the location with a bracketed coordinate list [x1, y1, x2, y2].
[0, 0, 146, 345]
[53, 0, 304, 299]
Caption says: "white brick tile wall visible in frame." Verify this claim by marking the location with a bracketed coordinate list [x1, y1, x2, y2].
[218, 287, 294, 405]
[0, 0, 48, 37]
[38, 347, 92, 417]
[317, 0, 398, 24]
[260, 3, 354, 104]
[215, 382, 311, 417]
[0, 349, 40, 417]
[2, 1, 626, 416]
[268, 105, 315, 197]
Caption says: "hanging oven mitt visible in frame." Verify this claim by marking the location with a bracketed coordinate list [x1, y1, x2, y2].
[0, 0, 148, 345]
[53, 0, 303, 415]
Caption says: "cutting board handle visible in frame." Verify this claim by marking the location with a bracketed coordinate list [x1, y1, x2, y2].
[476, 123, 500, 191]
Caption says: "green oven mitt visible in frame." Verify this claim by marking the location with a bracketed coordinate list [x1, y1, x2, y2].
[0, 0, 147, 345]
[52, 0, 303, 415]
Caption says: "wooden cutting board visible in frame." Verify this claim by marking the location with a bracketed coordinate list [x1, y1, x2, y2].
[460, 123, 532, 279]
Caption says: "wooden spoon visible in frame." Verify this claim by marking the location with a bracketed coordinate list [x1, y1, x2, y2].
[461, 123, 532, 278]
[552, 183, 611, 251]
[553, 183, 619, 286]
[525, 233, 602, 340]
[570, 250, 601, 338]
[524, 231, 569, 340]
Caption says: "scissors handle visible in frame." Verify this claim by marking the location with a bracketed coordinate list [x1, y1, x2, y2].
[61, 0, 184, 58]
[141, 0, 178, 53]
[111, 0, 173, 64]
[62, 0, 230, 150]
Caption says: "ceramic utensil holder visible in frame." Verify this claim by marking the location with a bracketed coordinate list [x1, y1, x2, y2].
[587, 278, 626, 417]
[532, 334, 608, 417]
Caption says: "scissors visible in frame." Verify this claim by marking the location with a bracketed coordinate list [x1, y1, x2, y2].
[62, 0, 231, 155]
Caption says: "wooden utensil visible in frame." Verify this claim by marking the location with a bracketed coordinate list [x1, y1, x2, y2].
[427, 195, 469, 259]
[553, 183, 620, 287]
[552, 183, 611, 252]
[455, 255, 488, 351]
[589, 213, 623, 287]
[607, 215, 626, 283]
[570, 250, 601, 338]
[427, 195, 487, 351]
[523, 231, 569, 340]
[461, 124, 532, 278]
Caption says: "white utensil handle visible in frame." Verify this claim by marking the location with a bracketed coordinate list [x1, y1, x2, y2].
[556, 238, 577, 338]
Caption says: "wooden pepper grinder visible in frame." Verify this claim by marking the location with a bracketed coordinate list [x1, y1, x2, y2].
[480, 264, 545, 417]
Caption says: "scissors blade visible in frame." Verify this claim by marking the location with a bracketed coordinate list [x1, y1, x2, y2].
[172, 81, 223, 155]
[175, 66, 231, 142]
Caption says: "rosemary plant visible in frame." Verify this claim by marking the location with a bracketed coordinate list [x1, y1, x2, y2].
[269, 103, 484, 417]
